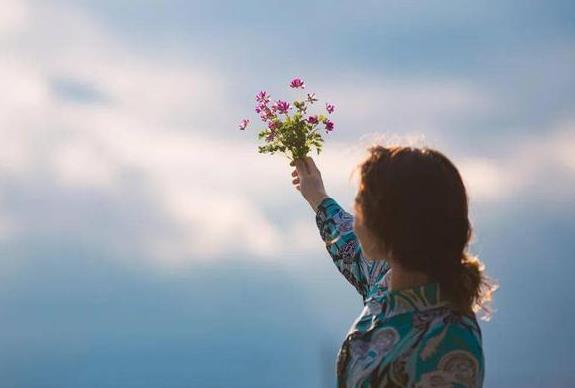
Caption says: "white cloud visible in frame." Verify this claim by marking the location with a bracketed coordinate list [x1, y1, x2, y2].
[0, 0, 29, 35]
[458, 120, 575, 202]
[313, 122, 575, 206]
[1, 0, 573, 270]
[139, 191, 282, 270]
[316, 76, 491, 140]
[0, 1, 278, 266]
[458, 158, 512, 201]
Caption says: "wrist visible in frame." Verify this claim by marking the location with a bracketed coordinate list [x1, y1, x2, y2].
[311, 193, 330, 213]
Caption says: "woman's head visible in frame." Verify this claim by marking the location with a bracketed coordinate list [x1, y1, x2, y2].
[352, 144, 496, 317]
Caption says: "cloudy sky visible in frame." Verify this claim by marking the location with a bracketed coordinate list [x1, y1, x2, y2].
[1, 0, 574, 387]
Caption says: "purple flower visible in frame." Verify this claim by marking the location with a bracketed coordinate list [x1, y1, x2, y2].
[289, 78, 305, 89]
[256, 105, 276, 122]
[326, 103, 335, 114]
[307, 115, 319, 125]
[273, 100, 290, 114]
[256, 91, 270, 103]
[306, 93, 318, 103]
[268, 120, 279, 130]
[239, 119, 250, 130]
[324, 119, 334, 132]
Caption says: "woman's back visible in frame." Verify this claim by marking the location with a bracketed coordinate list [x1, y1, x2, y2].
[316, 196, 484, 387]
[338, 274, 484, 387]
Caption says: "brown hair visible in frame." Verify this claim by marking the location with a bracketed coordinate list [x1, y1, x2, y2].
[352, 144, 497, 318]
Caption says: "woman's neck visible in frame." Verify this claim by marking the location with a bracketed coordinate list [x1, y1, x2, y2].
[388, 262, 431, 291]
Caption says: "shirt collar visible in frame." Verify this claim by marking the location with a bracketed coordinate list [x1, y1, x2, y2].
[368, 270, 451, 319]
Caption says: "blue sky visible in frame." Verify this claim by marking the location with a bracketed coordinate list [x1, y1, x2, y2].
[0, 0, 574, 386]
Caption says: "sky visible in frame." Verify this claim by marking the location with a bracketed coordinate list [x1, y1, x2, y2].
[0, 0, 574, 387]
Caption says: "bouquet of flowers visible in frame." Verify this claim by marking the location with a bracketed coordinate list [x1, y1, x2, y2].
[239, 77, 335, 161]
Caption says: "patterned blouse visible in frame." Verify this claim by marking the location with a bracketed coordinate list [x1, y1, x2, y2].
[315, 196, 484, 388]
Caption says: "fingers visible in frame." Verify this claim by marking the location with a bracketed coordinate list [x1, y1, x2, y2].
[291, 157, 319, 177]
[292, 177, 300, 185]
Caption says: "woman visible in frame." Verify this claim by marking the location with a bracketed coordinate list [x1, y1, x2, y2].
[289, 145, 496, 387]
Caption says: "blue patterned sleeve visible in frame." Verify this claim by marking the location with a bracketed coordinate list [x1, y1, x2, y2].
[315, 196, 390, 302]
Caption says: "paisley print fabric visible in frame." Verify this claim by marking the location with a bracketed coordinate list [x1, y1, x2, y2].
[315, 197, 485, 387]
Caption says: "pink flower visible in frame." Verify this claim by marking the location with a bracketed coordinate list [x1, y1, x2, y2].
[289, 78, 305, 89]
[268, 121, 279, 130]
[239, 119, 250, 130]
[324, 119, 334, 132]
[256, 91, 270, 103]
[273, 100, 290, 114]
[256, 104, 276, 122]
[307, 115, 319, 125]
[326, 103, 335, 114]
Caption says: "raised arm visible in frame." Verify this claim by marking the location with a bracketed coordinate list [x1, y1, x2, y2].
[315, 196, 389, 301]
[290, 156, 389, 301]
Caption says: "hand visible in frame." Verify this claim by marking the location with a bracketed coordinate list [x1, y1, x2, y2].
[290, 156, 329, 212]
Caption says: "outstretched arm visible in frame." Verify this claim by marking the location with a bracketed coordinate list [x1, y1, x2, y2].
[315, 196, 388, 301]
[290, 157, 388, 302]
